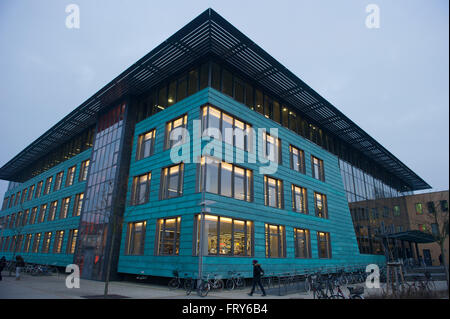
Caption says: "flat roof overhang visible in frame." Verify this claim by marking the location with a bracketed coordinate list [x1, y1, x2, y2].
[0, 8, 431, 190]
[376, 230, 436, 244]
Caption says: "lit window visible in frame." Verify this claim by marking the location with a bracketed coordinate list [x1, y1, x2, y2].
[79, 160, 90, 182]
[35, 181, 43, 199]
[317, 231, 331, 258]
[314, 192, 328, 219]
[66, 229, 78, 254]
[199, 157, 253, 202]
[44, 176, 53, 195]
[265, 224, 286, 258]
[66, 166, 76, 187]
[48, 201, 58, 221]
[294, 228, 311, 258]
[160, 164, 184, 199]
[156, 217, 180, 256]
[130, 173, 151, 205]
[32, 233, 42, 253]
[292, 185, 308, 214]
[54, 172, 64, 191]
[41, 232, 52, 253]
[59, 197, 71, 219]
[201, 106, 253, 152]
[263, 131, 282, 164]
[53, 230, 65, 254]
[196, 215, 253, 257]
[290, 145, 305, 174]
[73, 193, 84, 217]
[312, 156, 325, 181]
[125, 221, 147, 255]
[136, 130, 156, 160]
[165, 115, 188, 150]
[38, 204, 47, 223]
[264, 176, 284, 209]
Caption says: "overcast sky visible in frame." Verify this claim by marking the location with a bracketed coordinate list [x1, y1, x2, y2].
[0, 0, 448, 198]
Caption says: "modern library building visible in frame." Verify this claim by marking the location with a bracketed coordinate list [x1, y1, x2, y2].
[0, 9, 431, 281]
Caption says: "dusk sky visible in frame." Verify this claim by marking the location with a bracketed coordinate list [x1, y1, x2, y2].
[0, 0, 448, 198]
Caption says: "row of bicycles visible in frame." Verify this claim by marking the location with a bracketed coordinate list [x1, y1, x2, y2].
[3, 261, 61, 276]
[304, 269, 366, 299]
[168, 270, 246, 297]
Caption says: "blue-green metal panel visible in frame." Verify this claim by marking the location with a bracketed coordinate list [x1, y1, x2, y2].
[118, 88, 385, 278]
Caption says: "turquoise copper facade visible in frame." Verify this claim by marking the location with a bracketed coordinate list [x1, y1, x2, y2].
[117, 88, 385, 278]
[0, 149, 91, 266]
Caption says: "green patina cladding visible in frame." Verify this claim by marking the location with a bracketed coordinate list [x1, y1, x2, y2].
[0, 149, 91, 266]
[118, 88, 385, 278]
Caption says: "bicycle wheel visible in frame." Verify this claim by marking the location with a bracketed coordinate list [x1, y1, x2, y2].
[236, 277, 245, 289]
[168, 278, 180, 290]
[197, 282, 210, 297]
[214, 279, 224, 291]
[226, 279, 235, 290]
[184, 279, 194, 295]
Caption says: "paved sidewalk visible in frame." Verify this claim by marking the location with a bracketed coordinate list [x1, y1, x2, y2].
[0, 273, 448, 299]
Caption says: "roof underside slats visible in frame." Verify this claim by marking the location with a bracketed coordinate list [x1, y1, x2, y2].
[0, 9, 430, 191]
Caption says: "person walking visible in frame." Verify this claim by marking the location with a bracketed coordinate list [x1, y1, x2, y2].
[248, 260, 266, 297]
[0, 256, 6, 281]
[15, 255, 25, 280]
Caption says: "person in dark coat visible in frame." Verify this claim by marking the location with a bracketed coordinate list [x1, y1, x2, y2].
[248, 260, 266, 297]
[0, 256, 6, 281]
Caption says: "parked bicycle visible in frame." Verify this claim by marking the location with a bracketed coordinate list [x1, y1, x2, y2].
[226, 271, 245, 290]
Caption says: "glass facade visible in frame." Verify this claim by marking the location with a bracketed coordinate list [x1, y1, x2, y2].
[75, 103, 126, 280]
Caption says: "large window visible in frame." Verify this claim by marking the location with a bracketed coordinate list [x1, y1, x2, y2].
[312, 156, 325, 182]
[2, 197, 8, 210]
[199, 157, 253, 202]
[79, 160, 90, 182]
[44, 176, 53, 195]
[23, 234, 32, 253]
[264, 176, 284, 209]
[290, 145, 305, 174]
[314, 192, 328, 219]
[196, 215, 253, 256]
[21, 188, 28, 204]
[41, 232, 52, 253]
[136, 130, 156, 160]
[8, 194, 14, 208]
[66, 166, 76, 187]
[130, 172, 151, 205]
[125, 221, 147, 255]
[66, 229, 78, 254]
[317, 231, 331, 259]
[201, 106, 253, 152]
[265, 224, 286, 258]
[292, 185, 308, 214]
[48, 201, 58, 222]
[30, 207, 38, 225]
[32, 233, 42, 253]
[53, 230, 65, 254]
[294, 228, 311, 258]
[59, 197, 71, 219]
[38, 204, 47, 223]
[156, 217, 181, 255]
[35, 181, 43, 199]
[160, 164, 184, 199]
[165, 115, 188, 150]
[28, 185, 35, 200]
[263, 131, 282, 164]
[73, 193, 84, 217]
[54, 171, 64, 191]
